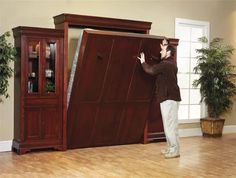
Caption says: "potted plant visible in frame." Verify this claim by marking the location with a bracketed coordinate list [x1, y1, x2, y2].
[193, 37, 236, 137]
[0, 31, 16, 102]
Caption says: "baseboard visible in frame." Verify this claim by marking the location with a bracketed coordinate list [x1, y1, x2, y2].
[179, 128, 202, 137]
[223, 125, 236, 134]
[0, 140, 12, 152]
[1, 125, 236, 152]
[179, 125, 236, 137]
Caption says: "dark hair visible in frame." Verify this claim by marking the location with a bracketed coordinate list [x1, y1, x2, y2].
[166, 45, 176, 57]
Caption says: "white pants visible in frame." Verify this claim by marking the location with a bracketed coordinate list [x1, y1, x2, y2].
[160, 100, 180, 153]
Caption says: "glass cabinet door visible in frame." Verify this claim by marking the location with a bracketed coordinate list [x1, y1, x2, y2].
[44, 41, 57, 93]
[27, 41, 40, 94]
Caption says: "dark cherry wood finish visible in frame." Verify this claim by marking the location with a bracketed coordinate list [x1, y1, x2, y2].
[53, 14, 178, 146]
[68, 30, 164, 148]
[53, 15, 152, 140]
[12, 26, 66, 154]
[54, 13, 152, 34]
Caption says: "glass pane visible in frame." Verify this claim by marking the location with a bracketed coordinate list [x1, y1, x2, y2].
[191, 42, 203, 58]
[176, 26, 191, 41]
[177, 41, 191, 58]
[45, 42, 56, 93]
[190, 57, 198, 73]
[190, 89, 201, 104]
[189, 105, 201, 119]
[191, 27, 203, 42]
[28, 41, 40, 93]
[180, 89, 189, 104]
[177, 58, 189, 73]
[177, 74, 190, 88]
[178, 105, 189, 120]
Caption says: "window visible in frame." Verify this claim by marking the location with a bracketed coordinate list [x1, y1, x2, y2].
[175, 18, 209, 122]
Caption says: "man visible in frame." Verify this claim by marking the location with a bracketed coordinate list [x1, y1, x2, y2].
[138, 39, 181, 159]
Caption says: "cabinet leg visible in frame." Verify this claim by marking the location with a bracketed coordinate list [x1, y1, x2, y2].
[13, 148, 30, 155]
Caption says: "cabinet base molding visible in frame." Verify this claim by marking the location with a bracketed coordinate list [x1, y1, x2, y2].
[12, 139, 64, 155]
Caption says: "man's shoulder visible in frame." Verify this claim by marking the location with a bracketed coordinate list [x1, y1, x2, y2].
[162, 60, 175, 66]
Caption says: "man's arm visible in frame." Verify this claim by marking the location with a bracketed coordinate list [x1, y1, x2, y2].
[141, 62, 158, 76]
[137, 52, 161, 75]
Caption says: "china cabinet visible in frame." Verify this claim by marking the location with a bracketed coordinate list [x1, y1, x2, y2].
[12, 26, 66, 154]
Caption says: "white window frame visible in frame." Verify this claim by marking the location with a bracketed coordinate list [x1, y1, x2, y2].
[175, 18, 210, 123]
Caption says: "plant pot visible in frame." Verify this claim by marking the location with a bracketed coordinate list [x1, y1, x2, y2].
[200, 117, 225, 137]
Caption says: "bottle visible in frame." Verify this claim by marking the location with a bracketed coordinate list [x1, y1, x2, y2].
[28, 80, 33, 93]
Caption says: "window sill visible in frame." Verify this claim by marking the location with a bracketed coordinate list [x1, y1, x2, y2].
[178, 119, 200, 124]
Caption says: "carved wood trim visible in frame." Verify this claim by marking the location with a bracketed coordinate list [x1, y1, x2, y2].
[54, 13, 152, 34]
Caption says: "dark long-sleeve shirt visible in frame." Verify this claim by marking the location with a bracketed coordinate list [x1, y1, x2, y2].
[141, 57, 181, 103]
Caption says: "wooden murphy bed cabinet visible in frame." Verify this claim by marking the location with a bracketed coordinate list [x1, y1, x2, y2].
[12, 27, 66, 154]
[54, 14, 179, 148]
[67, 30, 164, 148]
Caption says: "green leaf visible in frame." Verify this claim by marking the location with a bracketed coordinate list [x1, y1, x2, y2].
[192, 37, 236, 118]
[0, 31, 16, 103]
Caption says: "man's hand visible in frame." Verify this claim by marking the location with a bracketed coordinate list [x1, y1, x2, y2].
[160, 38, 168, 50]
[162, 38, 168, 46]
[137, 52, 145, 63]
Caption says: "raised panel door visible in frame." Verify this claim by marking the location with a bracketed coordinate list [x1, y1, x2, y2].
[42, 107, 62, 140]
[24, 107, 42, 141]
